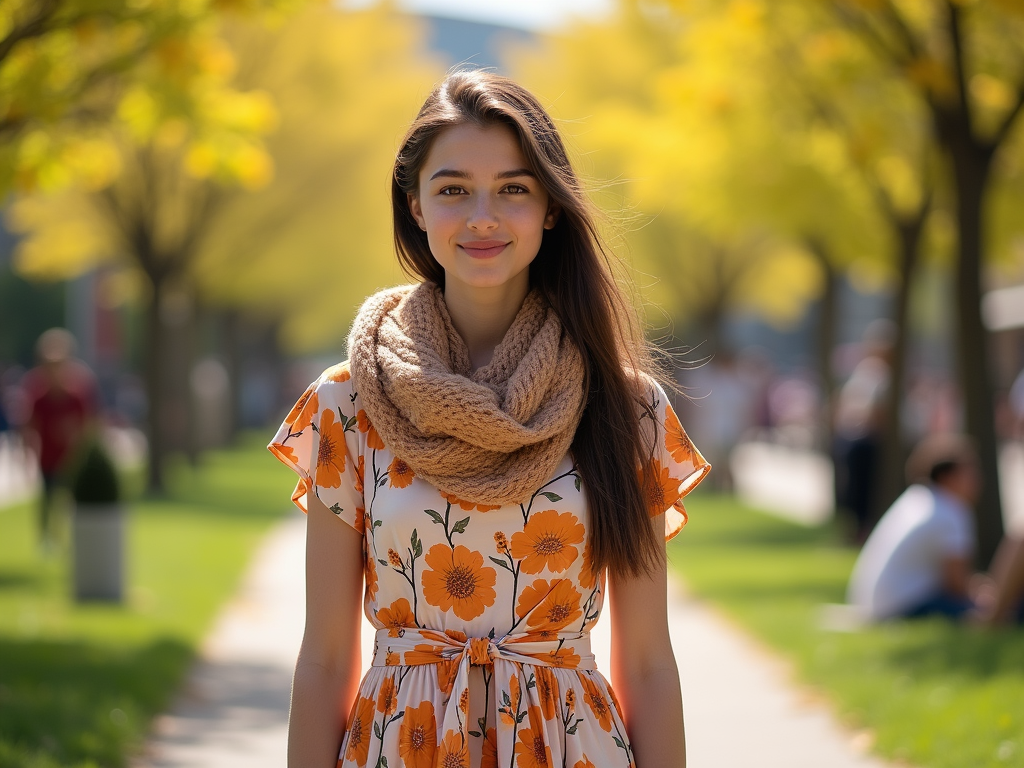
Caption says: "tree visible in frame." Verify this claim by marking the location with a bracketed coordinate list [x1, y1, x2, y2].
[0, 0, 301, 195]
[512, 4, 832, 360]
[808, 0, 1024, 565]
[10, 4, 440, 490]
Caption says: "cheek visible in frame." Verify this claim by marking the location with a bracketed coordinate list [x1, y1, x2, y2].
[421, 202, 462, 234]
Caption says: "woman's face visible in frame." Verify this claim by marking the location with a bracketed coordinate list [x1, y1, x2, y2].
[408, 122, 559, 295]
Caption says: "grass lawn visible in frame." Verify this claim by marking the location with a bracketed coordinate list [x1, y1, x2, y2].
[670, 493, 1024, 768]
[0, 435, 297, 768]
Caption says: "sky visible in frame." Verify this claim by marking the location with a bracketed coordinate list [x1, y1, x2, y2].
[367, 0, 612, 30]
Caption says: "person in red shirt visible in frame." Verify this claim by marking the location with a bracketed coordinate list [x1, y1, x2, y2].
[21, 328, 99, 550]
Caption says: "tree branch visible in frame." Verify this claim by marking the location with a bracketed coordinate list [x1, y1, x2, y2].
[990, 85, 1024, 151]
[880, 0, 924, 61]
[829, 1, 909, 66]
[0, 0, 60, 65]
[947, 2, 975, 136]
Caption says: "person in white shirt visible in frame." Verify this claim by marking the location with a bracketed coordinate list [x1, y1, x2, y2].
[847, 434, 980, 621]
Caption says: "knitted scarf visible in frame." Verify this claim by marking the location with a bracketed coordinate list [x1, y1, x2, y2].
[348, 282, 586, 506]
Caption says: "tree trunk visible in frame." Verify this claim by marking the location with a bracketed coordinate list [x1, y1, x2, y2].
[144, 278, 165, 494]
[807, 238, 839, 449]
[950, 145, 1005, 568]
[874, 214, 925, 522]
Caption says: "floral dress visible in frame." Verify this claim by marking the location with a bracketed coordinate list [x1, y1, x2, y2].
[268, 361, 709, 768]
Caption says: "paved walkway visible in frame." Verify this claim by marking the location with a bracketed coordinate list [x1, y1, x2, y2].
[136, 513, 890, 768]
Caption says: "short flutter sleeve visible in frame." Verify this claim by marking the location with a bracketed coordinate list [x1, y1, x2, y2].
[645, 379, 711, 542]
[268, 362, 365, 533]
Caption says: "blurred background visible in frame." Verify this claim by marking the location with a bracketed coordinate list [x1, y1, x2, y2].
[1, 0, 1022, 767]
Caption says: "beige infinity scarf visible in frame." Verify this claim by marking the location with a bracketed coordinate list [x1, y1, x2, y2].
[348, 282, 586, 506]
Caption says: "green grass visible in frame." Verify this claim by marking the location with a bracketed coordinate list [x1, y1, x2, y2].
[0, 435, 297, 768]
[670, 494, 1024, 768]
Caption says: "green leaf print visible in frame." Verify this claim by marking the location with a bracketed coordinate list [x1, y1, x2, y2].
[451, 516, 471, 534]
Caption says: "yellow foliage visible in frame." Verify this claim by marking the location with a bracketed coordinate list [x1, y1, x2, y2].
[10, 3, 442, 355]
[970, 73, 1016, 111]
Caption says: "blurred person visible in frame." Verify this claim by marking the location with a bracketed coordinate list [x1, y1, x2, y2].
[767, 373, 821, 447]
[832, 319, 894, 542]
[1010, 366, 1024, 441]
[21, 328, 99, 550]
[736, 346, 776, 437]
[267, 72, 709, 768]
[846, 433, 980, 622]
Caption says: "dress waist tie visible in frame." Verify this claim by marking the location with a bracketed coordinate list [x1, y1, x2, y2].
[371, 626, 596, 751]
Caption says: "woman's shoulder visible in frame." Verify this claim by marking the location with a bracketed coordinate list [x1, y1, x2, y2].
[628, 368, 673, 413]
[308, 360, 359, 406]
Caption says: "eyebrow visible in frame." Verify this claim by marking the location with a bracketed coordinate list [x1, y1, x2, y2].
[428, 168, 537, 181]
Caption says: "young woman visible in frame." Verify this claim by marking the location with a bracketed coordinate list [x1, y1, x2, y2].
[269, 70, 709, 768]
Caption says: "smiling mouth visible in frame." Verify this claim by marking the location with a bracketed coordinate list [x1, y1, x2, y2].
[459, 241, 509, 259]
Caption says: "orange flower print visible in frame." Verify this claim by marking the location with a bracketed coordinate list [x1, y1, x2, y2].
[578, 673, 613, 732]
[437, 658, 458, 697]
[501, 673, 522, 726]
[515, 579, 582, 637]
[643, 459, 682, 516]
[578, 541, 596, 590]
[510, 510, 585, 574]
[481, 728, 498, 768]
[325, 363, 351, 382]
[388, 456, 415, 488]
[565, 688, 576, 715]
[535, 666, 560, 720]
[376, 676, 397, 716]
[365, 553, 378, 603]
[441, 491, 500, 512]
[665, 404, 696, 464]
[513, 706, 552, 768]
[354, 454, 365, 495]
[398, 700, 436, 768]
[286, 387, 318, 432]
[573, 758, 596, 768]
[545, 646, 581, 669]
[405, 644, 445, 665]
[376, 598, 414, 637]
[315, 408, 347, 488]
[269, 442, 297, 466]
[356, 410, 386, 450]
[437, 729, 469, 768]
[422, 544, 496, 621]
[385, 651, 399, 666]
[344, 695, 375, 766]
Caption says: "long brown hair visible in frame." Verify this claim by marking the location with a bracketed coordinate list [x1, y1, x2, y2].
[391, 70, 662, 578]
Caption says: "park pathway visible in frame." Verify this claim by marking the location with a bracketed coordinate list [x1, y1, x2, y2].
[135, 511, 891, 768]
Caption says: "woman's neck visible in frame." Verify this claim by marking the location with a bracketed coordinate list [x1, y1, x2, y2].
[443, 274, 530, 372]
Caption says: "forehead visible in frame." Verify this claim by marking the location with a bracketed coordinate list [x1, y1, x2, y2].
[420, 122, 529, 176]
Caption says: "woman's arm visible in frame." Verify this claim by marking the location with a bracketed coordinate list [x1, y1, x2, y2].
[607, 514, 686, 768]
[288, 492, 365, 767]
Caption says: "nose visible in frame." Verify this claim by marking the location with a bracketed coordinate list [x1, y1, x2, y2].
[466, 194, 499, 231]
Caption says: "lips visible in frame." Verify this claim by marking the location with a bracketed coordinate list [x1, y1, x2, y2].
[458, 240, 509, 259]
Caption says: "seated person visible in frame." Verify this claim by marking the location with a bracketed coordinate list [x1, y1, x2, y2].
[847, 434, 979, 621]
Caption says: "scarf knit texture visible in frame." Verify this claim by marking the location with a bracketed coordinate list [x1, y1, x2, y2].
[348, 282, 585, 506]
